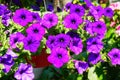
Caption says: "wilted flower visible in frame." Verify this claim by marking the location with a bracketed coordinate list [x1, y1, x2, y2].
[48, 47, 70, 68]
[14, 63, 34, 80]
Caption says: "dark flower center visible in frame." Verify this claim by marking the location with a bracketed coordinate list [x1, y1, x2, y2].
[19, 69, 24, 74]
[92, 41, 97, 44]
[14, 38, 18, 43]
[71, 19, 76, 24]
[33, 15, 37, 19]
[113, 54, 118, 58]
[49, 18, 53, 22]
[59, 38, 64, 42]
[73, 40, 79, 46]
[57, 54, 62, 59]
[78, 62, 86, 68]
[97, 24, 102, 28]
[21, 14, 26, 19]
[96, 9, 99, 12]
[27, 40, 32, 45]
[67, 6, 70, 9]
[107, 10, 110, 13]
[33, 28, 39, 33]
[50, 39, 55, 44]
[75, 8, 80, 12]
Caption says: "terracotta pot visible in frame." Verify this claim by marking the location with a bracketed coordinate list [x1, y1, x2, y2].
[26, 48, 51, 68]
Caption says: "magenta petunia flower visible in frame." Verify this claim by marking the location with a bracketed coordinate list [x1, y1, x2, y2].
[31, 12, 41, 22]
[93, 21, 107, 35]
[48, 47, 70, 68]
[87, 37, 103, 53]
[74, 60, 88, 74]
[108, 48, 120, 65]
[63, 13, 82, 30]
[9, 32, 25, 48]
[14, 63, 34, 80]
[41, 13, 58, 29]
[104, 7, 114, 18]
[26, 23, 45, 40]
[69, 37, 83, 55]
[70, 4, 85, 17]
[46, 35, 56, 49]
[54, 33, 71, 48]
[23, 36, 40, 53]
[65, 2, 73, 11]
[0, 54, 14, 73]
[13, 8, 33, 26]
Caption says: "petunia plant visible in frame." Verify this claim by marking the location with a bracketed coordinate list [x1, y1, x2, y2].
[0, 0, 120, 80]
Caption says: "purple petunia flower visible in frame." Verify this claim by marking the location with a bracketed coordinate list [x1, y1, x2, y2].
[4, 9, 12, 17]
[0, 54, 14, 73]
[87, 37, 103, 53]
[6, 49, 18, 58]
[26, 23, 45, 40]
[13, 8, 33, 26]
[63, 13, 82, 30]
[54, 33, 71, 48]
[0, 4, 7, 16]
[89, 6, 103, 21]
[84, 0, 93, 8]
[70, 4, 85, 17]
[48, 47, 70, 68]
[2, 15, 10, 26]
[31, 5, 40, 11]
[9, 32, 25, 48]
[14, 63, 34, 80]
[47, 4, 54, 12]
[85, 21, 106, 39]
[94, 6, 104, 18]
[88, 53, 101, 65]
[65, 2, 73, 11]
[85, 21, 94, 36]
[41, 13, 58, 29]
[23, 36, 40, 53]
[31, 12, 41, 22]
[67, 31, 80, 38]
[46, 35, 56, 49]
[108, 48, 120, 65]
[69, 37, 83, 55]
[74, 60, 88, 74]
[93, 21, 107, 35]
[104, 7, 114, 18]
